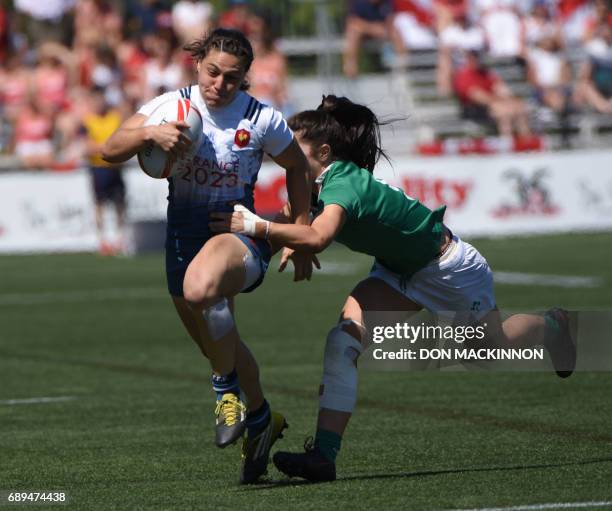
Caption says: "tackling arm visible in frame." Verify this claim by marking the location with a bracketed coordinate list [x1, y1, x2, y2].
[211, 204, 346, 254]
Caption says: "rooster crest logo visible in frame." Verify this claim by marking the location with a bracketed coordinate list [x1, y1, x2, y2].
[234, 129, 251, 148]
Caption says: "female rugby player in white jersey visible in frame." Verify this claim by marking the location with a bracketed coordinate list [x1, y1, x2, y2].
[211, 95, 576, 483]
[102, 28, 313, 484]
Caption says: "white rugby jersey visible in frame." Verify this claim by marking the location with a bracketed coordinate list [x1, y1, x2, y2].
[138, 85, 293, 208]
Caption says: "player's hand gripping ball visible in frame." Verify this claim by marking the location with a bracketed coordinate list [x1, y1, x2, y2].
[137, 98, 203, 179]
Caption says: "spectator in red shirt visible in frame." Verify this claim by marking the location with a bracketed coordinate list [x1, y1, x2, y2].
[454, 50, 532, 137]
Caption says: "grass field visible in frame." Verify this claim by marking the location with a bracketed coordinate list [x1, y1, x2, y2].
[1, 233, 612, 510]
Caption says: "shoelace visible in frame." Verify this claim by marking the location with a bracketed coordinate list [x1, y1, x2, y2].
[303, 436, 315, 453]
[215, 396, 243, 426]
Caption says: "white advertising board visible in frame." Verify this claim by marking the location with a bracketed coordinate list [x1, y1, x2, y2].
[0, 149, 611, 253]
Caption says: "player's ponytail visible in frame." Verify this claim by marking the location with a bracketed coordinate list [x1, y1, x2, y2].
[317, 95, 389, 173]
[289, 96, 389, 173]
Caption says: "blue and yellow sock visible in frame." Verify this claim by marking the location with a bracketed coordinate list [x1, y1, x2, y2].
[211, 370, 240, 401]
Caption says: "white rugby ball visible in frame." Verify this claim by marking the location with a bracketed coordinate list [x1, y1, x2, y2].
[137, 98, 203, 179]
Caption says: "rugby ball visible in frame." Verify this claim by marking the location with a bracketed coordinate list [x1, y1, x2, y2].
[137, 98, 203, 179]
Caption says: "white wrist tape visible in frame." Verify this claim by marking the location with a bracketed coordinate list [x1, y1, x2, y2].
[234, 204, 265, 237]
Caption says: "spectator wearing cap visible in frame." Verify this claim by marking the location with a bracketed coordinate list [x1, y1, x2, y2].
[454, 50, 532, 136]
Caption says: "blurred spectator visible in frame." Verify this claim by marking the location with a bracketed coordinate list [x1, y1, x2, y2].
[82, 87, 126, 255]
[454, 50, 532, 136]
[14, 0, 75, 45]
[172, 0, 213, 44]
[522, 1, 563, 51]
[558, 0, 596, 46]
[437, 14, 486, 95]
[526, 35, 572, 109]
[117, 35, 149, 106]
[343, 0, 406, 77]
[90, 44, 123, 108]
[474, 0, 523, 58]
[33, 42, 73, 116]
[575, 22, 612, 114]
[0, 50, 32, 123]
[583, 0, 612, 42]
[249, 11, 290, 114]
[526, 35, 573, 145]
[218, 0, 254, 36]
[143, 34, 184, 100]
[0, 3, 9, 64]
[125, 0, 168, 36]
[74, 0, 122, 49]
[392, 0, 438, 51]
[12, 95, 54, 168]
[432, 0, 467, 32]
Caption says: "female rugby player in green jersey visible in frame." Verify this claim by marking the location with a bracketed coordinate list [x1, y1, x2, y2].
[210, 95, 576, 483]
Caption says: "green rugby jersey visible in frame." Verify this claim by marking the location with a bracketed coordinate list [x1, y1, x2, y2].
[317, 160, 446, 280]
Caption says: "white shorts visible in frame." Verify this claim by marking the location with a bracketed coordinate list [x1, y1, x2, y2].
[369, 235, 495, 321]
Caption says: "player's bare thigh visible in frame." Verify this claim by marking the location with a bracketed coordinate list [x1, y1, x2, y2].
[182, 233, 250, 308]
[340, 277, 423, 341]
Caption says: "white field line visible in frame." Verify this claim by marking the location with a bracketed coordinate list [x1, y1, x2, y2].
[494, 272, 603, 288]
[0, 270, 601, 306]
[0, 396, 76, 405]
[441, 501, 612, 511]
[0, 287, 167, 305]
[316, 262, 364, 275]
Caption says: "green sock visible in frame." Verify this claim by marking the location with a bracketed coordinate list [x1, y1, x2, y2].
[544, 313, 560, 345]
[314, 428, 342, 463]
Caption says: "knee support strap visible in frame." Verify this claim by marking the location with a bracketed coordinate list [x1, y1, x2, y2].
[202, 298, 235, 341]
[319, 321, 364, 413]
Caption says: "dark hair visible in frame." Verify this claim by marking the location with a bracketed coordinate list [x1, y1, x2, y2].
[183, 28, 254, 90]
[288, 95, 389, 173]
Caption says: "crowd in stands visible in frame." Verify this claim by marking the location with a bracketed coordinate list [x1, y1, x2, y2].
[0, 0, 289, 168]
[0, 0, 611, 168]
[346, 0, 612, 141]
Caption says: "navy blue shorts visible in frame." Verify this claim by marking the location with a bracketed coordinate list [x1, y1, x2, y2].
[165, 205, 272, 297]
[90, 166, 125, 204]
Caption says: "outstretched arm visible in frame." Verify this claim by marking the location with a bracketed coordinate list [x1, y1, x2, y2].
[210, 204, 346, 253]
